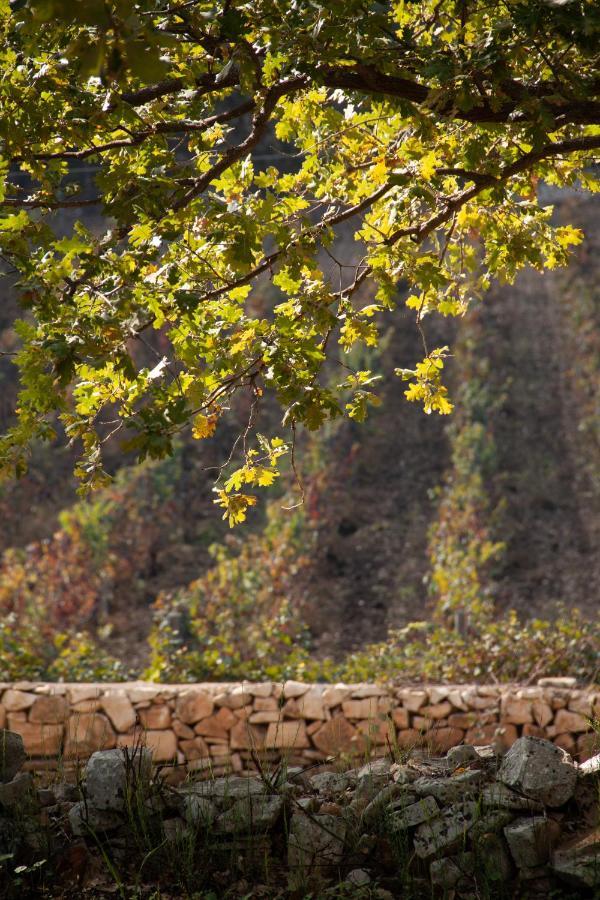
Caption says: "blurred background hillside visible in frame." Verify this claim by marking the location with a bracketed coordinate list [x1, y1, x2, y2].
[0, 183, 598, 682]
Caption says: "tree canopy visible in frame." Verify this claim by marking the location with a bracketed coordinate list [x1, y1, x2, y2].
[1, 0, 599, 523]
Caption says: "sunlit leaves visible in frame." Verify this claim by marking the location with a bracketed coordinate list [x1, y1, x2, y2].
[396, 347, 454, 415]
[214, 490, 257, 527]
[191, 412, 218, 440]
[0, 0, 598, 512]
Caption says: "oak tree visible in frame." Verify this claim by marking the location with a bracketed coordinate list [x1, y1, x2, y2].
[1, 0, 598, 522]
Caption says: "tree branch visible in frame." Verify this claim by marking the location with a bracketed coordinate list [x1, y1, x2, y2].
[319, 64, 600, 126]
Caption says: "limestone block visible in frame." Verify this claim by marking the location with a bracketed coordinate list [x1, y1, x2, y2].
[0, 772, 35, 811]
[421, 702, 453, 720]
[14, 722, 63, 757]
[464, 693, 499, 711]
[341, 697, 383, 719]
[1, 690, 36, 712]
[392, 708, 409, 729]
[249, 683, 273, 698]
[253, 697, 278, 712]
[209, 740, 229, 754]
[532, 699, 554, 728]
[554, 709, 590, 734]
[182, 794, 216, 827]
[230, 720, 266, 750]
[538, 677, 576, 688]
[448, 712, 476, 729]
[143, 729, 178, 762]
[282, 681, 309, 699]
[447, 689, 469, 711]
[65, 714, 116, 757]
[85, 747, 152, 810]
[355, 718, 391, 746]
[288, 812, 346, 891]
[498, 736, 577, 807]
[294, 687, 327, 720]
[391, 795, 439, 829]
[554, 733, 577, 755]
[216, 794, 283, 833]
[310, 771, 354, 796]
[446, 744, 478, 768]
[182, 774, 265, 802]
[481, 783, 543, 812]
[312, 717, 358, 754]
[412, 716, 433, 732]
[249, 711, 282, 724]
[428, 687, 450, 705]
[126, 685, 162, 704]
[265, 720, 310, 749]
[72, 700, 102, 713]
[175, 691, 214, 725]
[28, 695, 69, 724]
[465, 723, 517, 751]
[552, 828, 600, 889]
[7, 713, 26, 725]
[139, 705, 171, 730]
[306, 720, 322, 736]
[479, 687, 502, 697]
[350, 685, 389, 698]
[68, 801, 122, 836]
[101, 693, 137, 733]
[67, 686, 102, 704]
[413, 801, 478, 859]
[504, 816, 559, 868]
[322, 686, 351, 707]
[33, 684, 67, 696]
[430, 852, 475, 890]
[399, 690, 428, 712]
[214, 687, 252, 709]
[429, 727, 465, 753]
[172, 719, 195, 740]
[522, 724, 546, 738]
[195, 707, 236, 739]
[395, 729, 426, 750]
[502, 697, 533, 725]
[178, 736, 209, 760]
[576, 733, 600, 763]
[413, 770, 484, 804]
[567, 693, 595, 717]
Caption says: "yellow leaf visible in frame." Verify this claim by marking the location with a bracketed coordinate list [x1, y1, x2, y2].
[191, 413, 218, 440]
[254, 466, 279, 486]
[420, 150, 439, 180]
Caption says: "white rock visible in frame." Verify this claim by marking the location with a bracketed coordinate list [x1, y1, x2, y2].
[183, 794, 216, 827]
[0, 730, 26, 783]
[391, 795, 439, 829]
[414, 802, 478, 859]
[68, 801, 122, 836]
[498, 737, 577, 808]
[346, 868, 371, 886]
[85, 747, 151, 811]
[504, 816, 556, 868]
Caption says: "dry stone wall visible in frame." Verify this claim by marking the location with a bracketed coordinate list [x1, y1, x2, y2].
[1, 679, 598, 778]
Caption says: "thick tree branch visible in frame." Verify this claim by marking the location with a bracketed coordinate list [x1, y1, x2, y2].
[319, 64, 600, 126]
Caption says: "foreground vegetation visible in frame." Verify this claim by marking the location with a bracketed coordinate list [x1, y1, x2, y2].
[1, 733, 598, 899]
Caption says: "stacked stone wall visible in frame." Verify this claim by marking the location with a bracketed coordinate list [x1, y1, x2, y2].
[1, 679, 598, 778]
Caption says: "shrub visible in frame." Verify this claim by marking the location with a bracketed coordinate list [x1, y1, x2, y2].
[145, 502, 314, 682]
